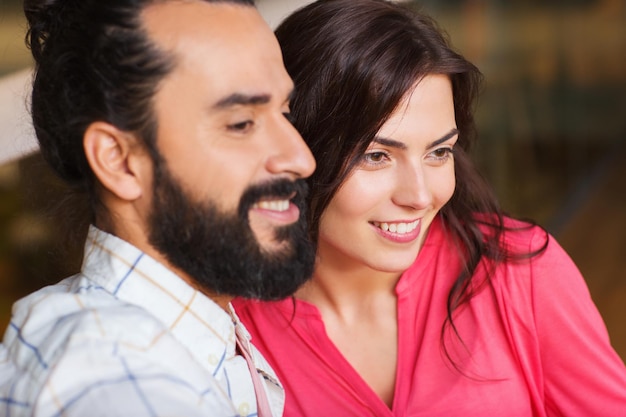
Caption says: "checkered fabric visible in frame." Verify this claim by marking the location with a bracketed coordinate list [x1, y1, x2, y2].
[0, 226, 283, 417]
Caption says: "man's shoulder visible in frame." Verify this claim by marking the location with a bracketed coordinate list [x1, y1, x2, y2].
[3, 274, 171, 374]
[0, 275, 235, 417]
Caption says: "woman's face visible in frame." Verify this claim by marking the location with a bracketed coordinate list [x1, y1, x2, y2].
[317, 74, 457, 274]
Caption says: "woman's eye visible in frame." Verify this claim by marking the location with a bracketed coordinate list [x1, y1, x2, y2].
[368, 152, 385, 162]
[433, 148, 450, 158]
[362, 151, 389, 165]
[428, 147, 454, 163]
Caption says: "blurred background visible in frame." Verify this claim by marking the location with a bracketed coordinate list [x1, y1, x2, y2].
[0, 0, 625, 360]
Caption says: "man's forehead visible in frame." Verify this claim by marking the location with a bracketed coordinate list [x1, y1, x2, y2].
[142, 1, 272, 53]
[144, 1, 294, 112]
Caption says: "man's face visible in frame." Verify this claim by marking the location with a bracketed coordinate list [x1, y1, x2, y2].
[140, 2, 316, 299]
[148, 154, 315, 300]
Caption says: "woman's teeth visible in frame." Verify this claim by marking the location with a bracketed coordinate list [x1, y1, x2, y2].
[372, 220, 419, 234]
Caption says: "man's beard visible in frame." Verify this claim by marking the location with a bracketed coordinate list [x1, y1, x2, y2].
[147, 157, 315, 300]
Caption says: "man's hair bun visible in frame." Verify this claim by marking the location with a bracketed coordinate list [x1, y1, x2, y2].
[23, 0, 67, 62]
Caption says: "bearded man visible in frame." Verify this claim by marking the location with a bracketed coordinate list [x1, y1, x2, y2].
[0, 1, 315, 416]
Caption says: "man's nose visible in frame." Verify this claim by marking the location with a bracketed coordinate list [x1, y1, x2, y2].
[265, 115, 316, 179]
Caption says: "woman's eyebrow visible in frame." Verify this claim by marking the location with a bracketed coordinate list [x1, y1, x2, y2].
[427, 128, 459, 149]
[372, 137, 407, 150]
[373, 128, 459, 150]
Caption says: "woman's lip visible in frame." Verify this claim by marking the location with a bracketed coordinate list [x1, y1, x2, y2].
[371, 219, 420, 233]
[370, 219, 421, 243]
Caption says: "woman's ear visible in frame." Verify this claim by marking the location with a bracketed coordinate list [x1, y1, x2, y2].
[83, 121, 150, 201]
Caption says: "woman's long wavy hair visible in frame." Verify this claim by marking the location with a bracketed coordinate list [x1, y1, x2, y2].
[276, 0, 547, 369]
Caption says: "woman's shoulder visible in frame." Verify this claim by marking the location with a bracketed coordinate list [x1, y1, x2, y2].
[474, 213, 549, 253]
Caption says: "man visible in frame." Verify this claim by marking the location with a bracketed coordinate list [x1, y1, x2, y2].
[0, 0, 315, 416]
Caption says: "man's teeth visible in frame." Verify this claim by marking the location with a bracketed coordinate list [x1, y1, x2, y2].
[373, 220, 419, 234]
[254, 200, 290, 212]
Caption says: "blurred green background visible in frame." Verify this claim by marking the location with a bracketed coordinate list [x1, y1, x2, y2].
[1, 0, 625, 360]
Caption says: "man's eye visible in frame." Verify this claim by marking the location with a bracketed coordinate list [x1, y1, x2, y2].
[227, 120, 253, 132]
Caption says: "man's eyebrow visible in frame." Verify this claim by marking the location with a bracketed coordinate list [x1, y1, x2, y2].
[373, 128, 459, 150]
[212, 93, 271, 109]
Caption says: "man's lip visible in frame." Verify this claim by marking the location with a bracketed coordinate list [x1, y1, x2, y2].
[251, 192, 297, 213]
[250, 201, 300, 225]
[252, 199, 290, 212]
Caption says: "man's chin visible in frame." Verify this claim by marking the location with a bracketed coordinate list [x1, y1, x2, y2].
[248, 221, 296, 255]
[258, 240, 294, 260]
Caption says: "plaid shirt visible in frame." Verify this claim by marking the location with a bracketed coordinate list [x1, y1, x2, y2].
[0, 226, 284, 417]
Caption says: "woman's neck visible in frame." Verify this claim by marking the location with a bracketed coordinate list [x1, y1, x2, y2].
[295, 250, 401, 407]
[296, 254, 402, 324]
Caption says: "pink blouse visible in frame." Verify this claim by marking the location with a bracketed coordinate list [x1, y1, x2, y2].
[233, 216, 626, 416]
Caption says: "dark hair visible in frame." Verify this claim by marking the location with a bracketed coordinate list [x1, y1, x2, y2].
[276, 0, 547, 369]
[23, 0, 254, 223]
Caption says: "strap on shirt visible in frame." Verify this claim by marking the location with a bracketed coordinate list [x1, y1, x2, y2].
[235, 324, 273, 417]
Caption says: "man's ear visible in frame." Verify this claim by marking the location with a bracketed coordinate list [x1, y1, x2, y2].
[83, 121, 149, 201]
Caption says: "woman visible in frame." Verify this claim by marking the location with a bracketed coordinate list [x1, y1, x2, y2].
[233, 0, 626, 415]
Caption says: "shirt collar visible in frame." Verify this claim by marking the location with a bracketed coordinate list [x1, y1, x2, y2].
[81, 225, 238, 374]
